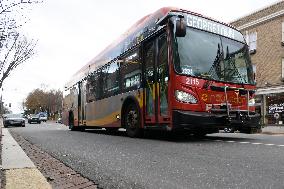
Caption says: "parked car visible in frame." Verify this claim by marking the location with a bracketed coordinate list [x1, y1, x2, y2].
[3, 114, 25, 128]
[39, 113, 48, 122]
[28, 114, 41, 124]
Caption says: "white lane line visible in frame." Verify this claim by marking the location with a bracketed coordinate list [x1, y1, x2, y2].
[214, 140, 223, 142]
[251, 143, 263, 145]
[264, 144, 275, 146]
[210, 139, 284, 147]
[239, 142, 250, 144]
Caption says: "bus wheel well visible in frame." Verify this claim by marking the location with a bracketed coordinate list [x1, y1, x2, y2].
[121, 97, 140, 128]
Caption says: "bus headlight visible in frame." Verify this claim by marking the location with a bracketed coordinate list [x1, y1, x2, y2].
[175, 90, 197, 104]
[248, 98, 255, 106]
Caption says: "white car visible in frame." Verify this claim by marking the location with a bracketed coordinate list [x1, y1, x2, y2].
[39, 114, 47, 122]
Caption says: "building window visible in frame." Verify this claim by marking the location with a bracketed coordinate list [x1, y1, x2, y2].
[245, 31, 257, 53]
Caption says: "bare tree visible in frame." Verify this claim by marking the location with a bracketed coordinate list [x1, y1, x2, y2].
[0, 34, 37, 88]
[0, 0, 41, 88]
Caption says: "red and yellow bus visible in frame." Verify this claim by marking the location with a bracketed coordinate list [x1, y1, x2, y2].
[62, 7, 260, 137]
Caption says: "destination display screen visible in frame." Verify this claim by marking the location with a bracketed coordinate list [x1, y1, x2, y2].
[184, 13, 245, 42]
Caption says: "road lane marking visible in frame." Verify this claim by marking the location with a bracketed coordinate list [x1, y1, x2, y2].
[264, 144, 275, 146]
[213, 140, 222, 142]
[209, 139, 284, 148]
[239, 142, 250, 144]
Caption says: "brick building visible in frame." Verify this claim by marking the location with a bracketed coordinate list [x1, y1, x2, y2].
[231, 1, 284, 125]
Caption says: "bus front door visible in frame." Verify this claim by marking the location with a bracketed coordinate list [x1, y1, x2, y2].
[144, 34, 170, 126]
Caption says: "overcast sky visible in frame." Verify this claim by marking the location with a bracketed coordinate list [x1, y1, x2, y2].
[2, 0, 280, 113]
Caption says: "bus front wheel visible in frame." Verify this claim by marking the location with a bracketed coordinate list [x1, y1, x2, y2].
[124, 103, 143, 138]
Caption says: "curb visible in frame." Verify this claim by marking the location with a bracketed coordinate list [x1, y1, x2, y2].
[1, 122, 52, 189]
[261, 132, 284, 135]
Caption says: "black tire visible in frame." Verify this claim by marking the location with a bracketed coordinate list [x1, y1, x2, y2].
[22, 124, 25, 127]
[124, 103, 143, 138]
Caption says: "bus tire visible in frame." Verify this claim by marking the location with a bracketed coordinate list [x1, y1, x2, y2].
[124, 103, 143, 138]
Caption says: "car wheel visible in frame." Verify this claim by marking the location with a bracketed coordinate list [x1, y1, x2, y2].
[124, 103, 143, 138]
[22, 124, 25, 127]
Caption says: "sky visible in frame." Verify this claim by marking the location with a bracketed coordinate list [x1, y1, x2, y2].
[1, 0, 281, 113]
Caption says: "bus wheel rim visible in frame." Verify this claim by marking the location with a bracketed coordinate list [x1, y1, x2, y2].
[127, 109, 138, 129]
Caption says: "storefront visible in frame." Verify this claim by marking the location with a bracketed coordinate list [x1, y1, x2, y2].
[256, 86, 284, 125]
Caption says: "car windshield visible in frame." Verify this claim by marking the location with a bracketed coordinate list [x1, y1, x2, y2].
[5, 114, 23, 118]
[173, 27, 255, 85]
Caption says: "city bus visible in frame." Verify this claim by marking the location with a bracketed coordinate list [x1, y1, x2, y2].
[62, 7, 261, 137]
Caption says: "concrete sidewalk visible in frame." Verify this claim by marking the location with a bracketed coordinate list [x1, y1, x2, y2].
[0, 121, 51, 189]
[261, 125, 284, 135]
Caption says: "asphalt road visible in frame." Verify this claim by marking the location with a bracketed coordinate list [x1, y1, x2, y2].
[8, 122, 284, 189]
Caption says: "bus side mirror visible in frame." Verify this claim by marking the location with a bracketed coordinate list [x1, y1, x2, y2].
[175, 18, 186, 37]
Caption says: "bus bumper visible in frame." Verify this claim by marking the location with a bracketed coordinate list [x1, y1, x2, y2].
[172, 110, 261, 132]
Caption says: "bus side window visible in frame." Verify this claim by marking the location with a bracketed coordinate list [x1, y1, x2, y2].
[86, 72, 96, 102]
[121, 50, 141, 92]
[105, 61, 120, 96]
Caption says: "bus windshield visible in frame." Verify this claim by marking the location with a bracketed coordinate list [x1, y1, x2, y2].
[173, 27, 255, 85]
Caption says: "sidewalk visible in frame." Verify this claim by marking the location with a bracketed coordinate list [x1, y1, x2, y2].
[261, 125, 284, 135]
[0, 120, 51, 189]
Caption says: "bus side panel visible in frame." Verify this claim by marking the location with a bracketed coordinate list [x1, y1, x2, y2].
[85, 90, 143, 128]
[85, 94, 122, 127]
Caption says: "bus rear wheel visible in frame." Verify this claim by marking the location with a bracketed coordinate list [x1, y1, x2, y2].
[124, 103, 142, 138]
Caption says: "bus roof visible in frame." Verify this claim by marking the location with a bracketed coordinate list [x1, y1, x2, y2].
[65, 7, 238, 89]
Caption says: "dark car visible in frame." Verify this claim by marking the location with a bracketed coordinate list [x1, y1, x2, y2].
[3, 114, 25, 128]
[28, 114, 41, 124]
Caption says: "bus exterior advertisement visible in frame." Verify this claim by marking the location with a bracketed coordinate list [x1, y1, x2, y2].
[62, 7, 261, 137]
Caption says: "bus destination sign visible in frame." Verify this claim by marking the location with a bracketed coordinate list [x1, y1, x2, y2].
[185, 14, 244, 42]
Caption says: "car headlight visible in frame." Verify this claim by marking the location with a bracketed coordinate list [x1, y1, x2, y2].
[248, 98, 255, 106]
[175, 90, 197, 104]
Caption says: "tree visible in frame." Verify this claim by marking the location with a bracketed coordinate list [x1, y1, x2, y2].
[24, 88, 63, 116]
[24, 88, 46, 113]
[0, 0, 41, 88]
